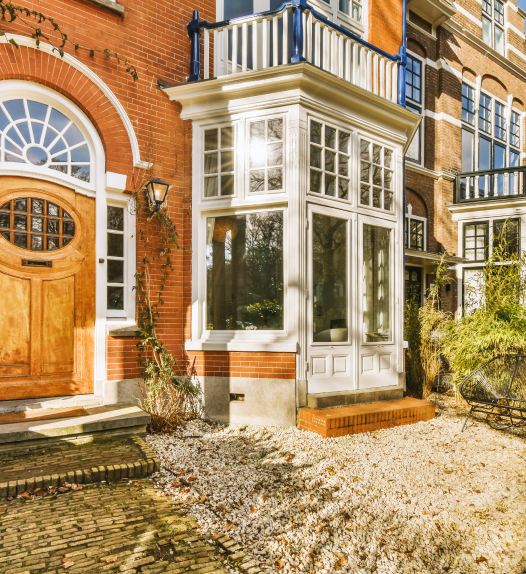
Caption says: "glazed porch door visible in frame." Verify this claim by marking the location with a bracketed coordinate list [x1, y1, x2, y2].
[0, 177, 95, 400]
[307, 206, 354, 393]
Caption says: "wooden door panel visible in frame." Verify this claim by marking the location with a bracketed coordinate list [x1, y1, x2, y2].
[0, 272, 31, 378]
[41, 276, 75, 375]
[0, 177, 95, 400]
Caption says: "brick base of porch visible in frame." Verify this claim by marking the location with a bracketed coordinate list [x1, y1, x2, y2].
[298, 397, 436, 438]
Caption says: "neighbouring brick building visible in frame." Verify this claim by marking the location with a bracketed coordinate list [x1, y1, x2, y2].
[0, 0, 422, 426]
[403, 0, 526, 315]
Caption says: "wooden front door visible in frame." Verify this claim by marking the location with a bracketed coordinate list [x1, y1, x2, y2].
[0, 177, 95, 400]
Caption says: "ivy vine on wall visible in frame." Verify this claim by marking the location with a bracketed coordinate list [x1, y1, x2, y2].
[132, 185, 201, 430]
[0, 0, 138, 81]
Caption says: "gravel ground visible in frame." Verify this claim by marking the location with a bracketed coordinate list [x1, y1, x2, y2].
[147, 394, 526, 574]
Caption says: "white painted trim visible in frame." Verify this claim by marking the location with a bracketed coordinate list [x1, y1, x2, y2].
[436, 58, 463, 79]
[106, 172, 128, 193]
[426, 58, 438, 69]
[505, 21, 525, 37]
[452, 2, 482, 27]
[0, 35, 146, 169]
[405, 162, 455, 180]
[425, 109, 462, 127]
[506, 42, 526, 60]
[508, 1, 518, 12]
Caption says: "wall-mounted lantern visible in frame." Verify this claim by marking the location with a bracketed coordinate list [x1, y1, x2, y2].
[145, 178, 170, 212]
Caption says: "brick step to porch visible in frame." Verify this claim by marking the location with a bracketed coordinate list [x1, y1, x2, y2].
[0, 404, 150, 453]
[298, 397, 436, 438]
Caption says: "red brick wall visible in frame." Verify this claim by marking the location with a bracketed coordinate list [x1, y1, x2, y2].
[0, 0, 214, 376]
[187, 352, 296, 379]
[368, 0, 403, 56]
[106, 336, 141, 381]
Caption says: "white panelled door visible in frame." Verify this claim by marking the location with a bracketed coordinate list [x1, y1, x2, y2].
[307, 205, 354, 393]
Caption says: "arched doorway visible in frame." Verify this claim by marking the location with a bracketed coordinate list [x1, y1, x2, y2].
[0, 84, 102, 400]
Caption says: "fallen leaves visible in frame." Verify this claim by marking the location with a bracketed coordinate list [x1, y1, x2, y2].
[62, 558, 74, 569]
[225, 520, 234, 531]
[476, 556, 488, 564]
[100, 556, 117, 563]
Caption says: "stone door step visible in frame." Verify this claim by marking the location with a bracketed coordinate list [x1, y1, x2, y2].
[298, 397, 436, 438]
[0, 407, 89, 425]
[0, 404, 151, 452]
[0, 393, 104, 414]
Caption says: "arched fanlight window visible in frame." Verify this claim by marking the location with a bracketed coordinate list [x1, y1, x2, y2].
[0, 99, 91, 183]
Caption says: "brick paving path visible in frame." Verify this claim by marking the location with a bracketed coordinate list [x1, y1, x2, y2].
[0, 480, 230, 574]
[0, 440, 145, 483]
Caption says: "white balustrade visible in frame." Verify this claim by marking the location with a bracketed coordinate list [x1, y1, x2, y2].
[203, 6, 399, 104]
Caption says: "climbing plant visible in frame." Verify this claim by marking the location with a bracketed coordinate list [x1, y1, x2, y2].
[0, 0, 138, 81]
[133, 182, 201, 431]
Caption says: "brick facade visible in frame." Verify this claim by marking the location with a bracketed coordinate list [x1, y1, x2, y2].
[188, 352, 296, 380]
[406, 0, 526, 312]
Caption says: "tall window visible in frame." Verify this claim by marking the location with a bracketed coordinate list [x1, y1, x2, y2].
[405, 55, 423, 164]
[482, 0, 505, 54]
[461, 84, 521, 197]
[309, 120, 351, 200]
[206, 211, 284, 330]
[107, 205, 126, 314]
[464, 222, 488, 262]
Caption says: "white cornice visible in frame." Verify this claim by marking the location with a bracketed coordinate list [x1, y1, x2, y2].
[506, 21, 525, 38]
[507, 42, 526, 61]
[443, 19, 526, 82]
[407, 20, 437, 40]
[425, 109, 462, 127]
[0, 34, 146, 169]
[163, 64, 421, 151]
[436, 57, 463, 79]
[405, 162, 456, 180]
[452, 2, 482, 27]
[448, 197, 526, 217]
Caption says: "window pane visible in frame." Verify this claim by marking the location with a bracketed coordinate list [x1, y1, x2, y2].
[107, 286, 124, 310]
[406, 113, 421, 163]
[462, 84, 475, 125]
[204, 129, 218, 151]
[478, 137, 491, 171]
[108, 232, 124, 257]
[107, 206, 124, 231]
[221, 127, 233, 149]
[462, 129, 474, 172]
[494, 26, 504, 54]
[363, 225, 391, 341]
[312, 214, 347, 342]
[108, 260, 124, 284]
[206, 212, 284, 330]
[482, 16, 491, 45]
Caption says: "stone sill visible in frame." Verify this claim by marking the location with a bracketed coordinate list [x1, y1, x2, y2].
[82, 0, 124, 15]
[108, 324, 140, 337]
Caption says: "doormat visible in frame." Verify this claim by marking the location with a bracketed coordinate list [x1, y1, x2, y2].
[0, 407, 88, 426]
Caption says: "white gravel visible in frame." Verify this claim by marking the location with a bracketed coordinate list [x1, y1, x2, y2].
[147, 395, 526, 574]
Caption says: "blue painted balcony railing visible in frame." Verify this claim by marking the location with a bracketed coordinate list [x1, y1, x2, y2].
[187, 0, 406, 106]
[455, 166, 526, 203]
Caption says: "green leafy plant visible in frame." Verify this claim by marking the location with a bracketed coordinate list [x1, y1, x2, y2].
[442, 229, 526, 385]
[0, 0, 138, 80]
[404, 254, 453, 399]
[133, 183, 201, 431]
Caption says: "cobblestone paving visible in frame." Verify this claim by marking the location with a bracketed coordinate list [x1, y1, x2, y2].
[0, 479, 230, 574]
[0, 440, 145, 483]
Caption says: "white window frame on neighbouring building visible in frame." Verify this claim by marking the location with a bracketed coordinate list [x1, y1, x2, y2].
[405, 52, 424, 166]
[482, 0, 505, 55]
[405, 204, 426, 251]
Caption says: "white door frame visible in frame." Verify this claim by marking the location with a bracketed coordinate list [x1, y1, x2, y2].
[307, 202, 356, 394]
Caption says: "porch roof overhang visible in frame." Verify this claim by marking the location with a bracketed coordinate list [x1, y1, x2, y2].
[161, 63, 421, 153]
[405, 249, 466, 267]
[407, 0, 456, 28]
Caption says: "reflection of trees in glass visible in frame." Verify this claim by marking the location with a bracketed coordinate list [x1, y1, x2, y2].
[206, 212, 283, 330]
[312, 214, 347, 341]
[363, 225, 390, 341]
